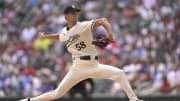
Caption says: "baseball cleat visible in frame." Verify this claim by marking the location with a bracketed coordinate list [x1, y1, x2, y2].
[136, 100, 144, 101]
[19, 98, 30, 101]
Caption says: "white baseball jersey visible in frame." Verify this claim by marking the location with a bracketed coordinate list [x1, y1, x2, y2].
[31, 20, 138, 101]
[59, 20, 98, 57]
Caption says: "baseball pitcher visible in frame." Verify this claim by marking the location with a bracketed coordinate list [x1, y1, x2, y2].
[20, 5, 144, 101]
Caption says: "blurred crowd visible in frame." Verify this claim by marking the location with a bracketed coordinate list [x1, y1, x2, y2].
[0, 0, 180, 98]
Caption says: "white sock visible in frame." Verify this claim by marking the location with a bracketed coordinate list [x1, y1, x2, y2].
[129, 96, 138, 101]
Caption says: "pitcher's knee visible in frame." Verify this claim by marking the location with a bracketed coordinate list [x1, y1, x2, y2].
[113, 69, 125, 80]
[118, 69, 124, 74]
[116, 69, 124, 75]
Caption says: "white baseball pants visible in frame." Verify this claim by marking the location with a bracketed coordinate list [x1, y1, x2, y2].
[31, 59, 138, 101]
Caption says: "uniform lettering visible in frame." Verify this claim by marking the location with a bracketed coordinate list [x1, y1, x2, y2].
[65, 34, 80, 48]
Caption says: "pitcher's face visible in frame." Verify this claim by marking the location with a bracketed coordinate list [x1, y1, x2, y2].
[65, 11, 78, 23]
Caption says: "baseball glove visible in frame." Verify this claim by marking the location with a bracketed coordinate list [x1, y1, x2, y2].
[92, 34, 110, 48]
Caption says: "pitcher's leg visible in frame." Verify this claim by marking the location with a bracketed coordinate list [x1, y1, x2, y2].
[93, 64, 138, 101]
[31, 69, 88, 101]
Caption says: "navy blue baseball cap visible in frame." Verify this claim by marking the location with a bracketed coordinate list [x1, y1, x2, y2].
[63, 5, 81, 14]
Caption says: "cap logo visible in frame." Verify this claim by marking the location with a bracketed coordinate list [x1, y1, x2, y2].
[72, 5, 75, 8]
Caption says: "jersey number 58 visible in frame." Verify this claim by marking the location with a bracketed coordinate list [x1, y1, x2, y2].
[75, 41, 86, 51]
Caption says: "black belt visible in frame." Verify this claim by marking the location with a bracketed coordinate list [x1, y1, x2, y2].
[74, 56, 98, 60]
